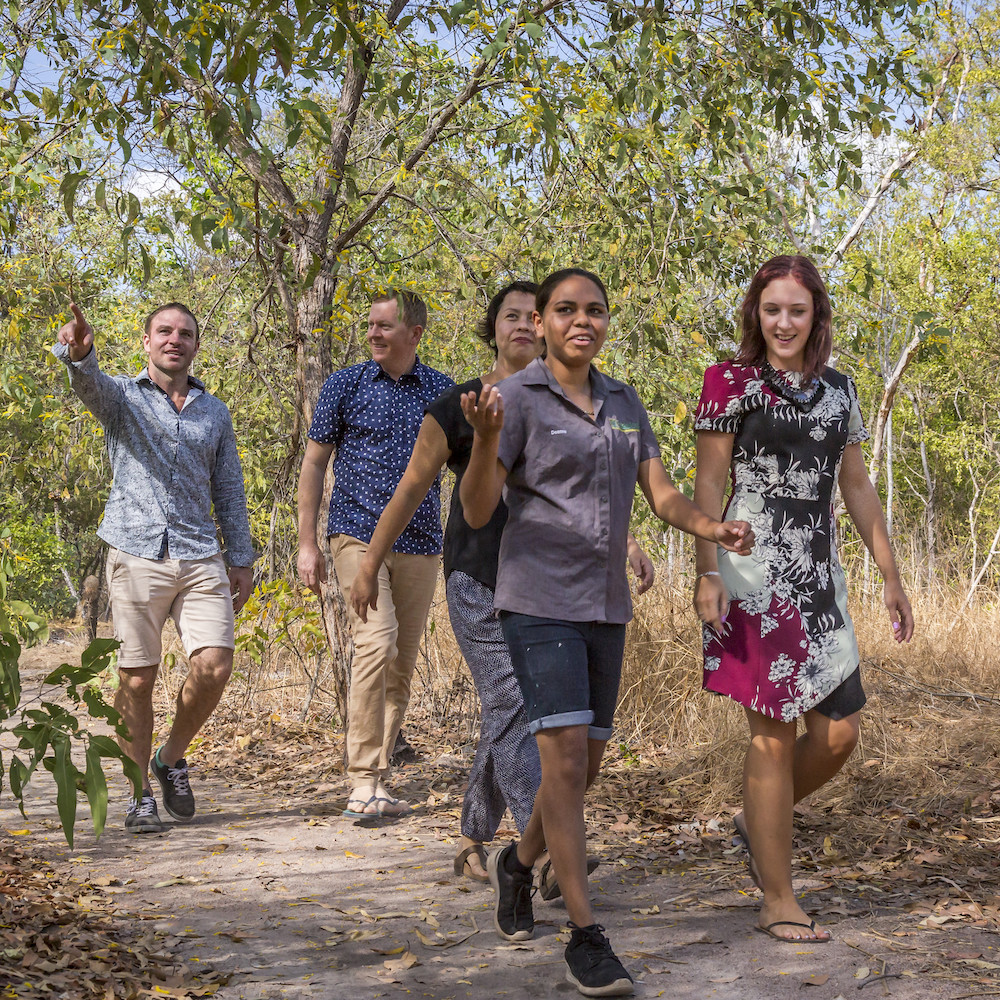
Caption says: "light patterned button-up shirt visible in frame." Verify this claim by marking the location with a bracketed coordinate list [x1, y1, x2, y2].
[53, 343, 256, 566]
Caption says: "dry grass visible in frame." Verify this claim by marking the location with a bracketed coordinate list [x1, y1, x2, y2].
[202, 565, 1000, 833]
[402, 573, 1000, 830]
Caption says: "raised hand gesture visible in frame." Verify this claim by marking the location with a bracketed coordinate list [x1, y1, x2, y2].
[460, 383, 504, 438]
[57, 303, 94, 362]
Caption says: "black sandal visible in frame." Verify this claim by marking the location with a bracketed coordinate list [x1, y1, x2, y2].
[453, 843, 489, 883]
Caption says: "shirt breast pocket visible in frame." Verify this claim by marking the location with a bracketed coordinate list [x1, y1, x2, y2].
[182, 418, 220, 464]
[529, 427, 590, 486]
[608, 424, 641, 484]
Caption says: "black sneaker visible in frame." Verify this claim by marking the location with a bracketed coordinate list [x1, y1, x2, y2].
[487, 842, 535, 941]
[125, 793, 164, 834]
[151, 748, 195, 821]
[564, 923, 634, 997]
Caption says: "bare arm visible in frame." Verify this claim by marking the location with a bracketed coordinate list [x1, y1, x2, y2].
[692, 430, 736, 632]
[839, 443, 914, 642]
[351, 416, 452, 622]
[296, 438, 335, 594]
[638, 455, 752, 553]
[458, 384, 508, 529]
[626, 532, 655, 595]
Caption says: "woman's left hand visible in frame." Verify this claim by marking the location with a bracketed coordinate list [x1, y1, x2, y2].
[884, 579, 914, 642]
[714, 520, 754, 555]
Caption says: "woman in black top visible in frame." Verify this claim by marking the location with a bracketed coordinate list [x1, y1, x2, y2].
[353, 282, 655, 881]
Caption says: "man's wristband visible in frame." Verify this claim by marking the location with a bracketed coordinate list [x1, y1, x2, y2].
[696, 571, 720, 580]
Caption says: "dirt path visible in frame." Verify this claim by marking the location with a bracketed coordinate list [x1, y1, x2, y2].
[3, 639, 998, 1000]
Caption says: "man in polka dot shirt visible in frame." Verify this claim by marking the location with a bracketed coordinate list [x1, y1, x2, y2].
[297, 291, 453, 817]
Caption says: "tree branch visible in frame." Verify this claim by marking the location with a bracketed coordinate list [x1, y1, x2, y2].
[825, 50, 960, 270]
[331, 0, 566, 256]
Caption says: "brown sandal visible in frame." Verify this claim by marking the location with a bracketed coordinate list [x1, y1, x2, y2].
[453, 843, 489, 883]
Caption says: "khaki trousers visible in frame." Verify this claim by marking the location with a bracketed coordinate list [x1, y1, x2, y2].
[330, 534, 439, 786]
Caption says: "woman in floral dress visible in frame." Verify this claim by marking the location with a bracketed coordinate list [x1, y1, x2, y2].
[693, 255, 913, 942]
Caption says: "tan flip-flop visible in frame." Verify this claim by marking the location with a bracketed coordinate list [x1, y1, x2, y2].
[454, 843, 489, 883]
[537, 856, 601, 901]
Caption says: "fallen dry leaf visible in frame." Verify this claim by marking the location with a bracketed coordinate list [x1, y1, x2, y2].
[383, 949, 420, 972]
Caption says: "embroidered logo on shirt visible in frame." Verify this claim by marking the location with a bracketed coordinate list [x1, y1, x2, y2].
[607, 417, 640, 434]
[550, 429, 568, 435]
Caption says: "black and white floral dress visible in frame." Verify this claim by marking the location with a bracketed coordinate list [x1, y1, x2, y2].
[694, 361, 869, 721]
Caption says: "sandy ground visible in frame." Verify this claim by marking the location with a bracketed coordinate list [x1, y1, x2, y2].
[3, 640, 998, 1000]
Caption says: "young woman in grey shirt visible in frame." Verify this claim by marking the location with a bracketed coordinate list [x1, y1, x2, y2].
[460, 267, 754, 998]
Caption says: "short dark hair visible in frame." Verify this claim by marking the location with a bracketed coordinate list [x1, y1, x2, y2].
[373, 290, 427, 330]
[735, 255, 832, 381]
[144, 302, 200, 339]
[535, 268, 609, 316]
[477, 280, 540, 356]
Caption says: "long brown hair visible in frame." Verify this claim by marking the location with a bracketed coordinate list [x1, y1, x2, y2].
[734, 255, 832, 381]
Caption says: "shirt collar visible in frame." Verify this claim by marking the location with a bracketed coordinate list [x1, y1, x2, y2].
[135, 368, 206, 391]
[522, 357, 623, 400]
[370, 355, 424, 384]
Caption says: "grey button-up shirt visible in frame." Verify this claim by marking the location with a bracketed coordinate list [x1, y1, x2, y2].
[53, 343, 256, 566]
[494, 358, 661, 624]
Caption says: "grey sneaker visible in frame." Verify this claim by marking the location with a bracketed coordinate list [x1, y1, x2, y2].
[487, 843, 535, 941]
[151, 748, 195, 821]
[564, 923, 634, 997]
[125, 793, 164, 834]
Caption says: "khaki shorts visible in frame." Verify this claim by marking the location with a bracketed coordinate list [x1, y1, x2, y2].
[105, 548, 235, 669]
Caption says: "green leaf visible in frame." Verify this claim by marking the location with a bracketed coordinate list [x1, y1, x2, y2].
[84, 741, 109, 839]
[45, 638, 118, 689]
[8, 756, 28, 817]
[53, 738, 78, 848]
[60, 172, 88, 224]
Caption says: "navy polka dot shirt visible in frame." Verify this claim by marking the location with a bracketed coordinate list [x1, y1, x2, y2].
[308, 358, 454, 553]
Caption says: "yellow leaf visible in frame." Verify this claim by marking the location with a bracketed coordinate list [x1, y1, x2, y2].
[673, 401, 687, 424]
[344, 850, 364, 859]
[690, 329, 705, 344]
[9, 829, 30, 836]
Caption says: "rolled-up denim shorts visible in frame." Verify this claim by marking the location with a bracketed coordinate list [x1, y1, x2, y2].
[499, 612, 626, 741]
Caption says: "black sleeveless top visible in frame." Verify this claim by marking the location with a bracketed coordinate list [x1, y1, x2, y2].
[425, 378, 508, 590]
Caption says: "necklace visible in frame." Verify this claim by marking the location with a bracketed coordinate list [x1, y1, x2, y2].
[761, 361, 825, 410]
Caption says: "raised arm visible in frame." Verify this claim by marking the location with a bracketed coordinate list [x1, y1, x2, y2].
[351, 415, 452, 622]
[458, 384, 508, 529]
[296, 438, 335, 594]
[58, 302, 94, 361]
[53, 302, 127, 422]
[838, 443, 913, 642]
[692, 430, 736, 633]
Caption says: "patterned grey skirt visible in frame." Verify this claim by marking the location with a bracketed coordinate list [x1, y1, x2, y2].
[446, 571, 540, 839]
